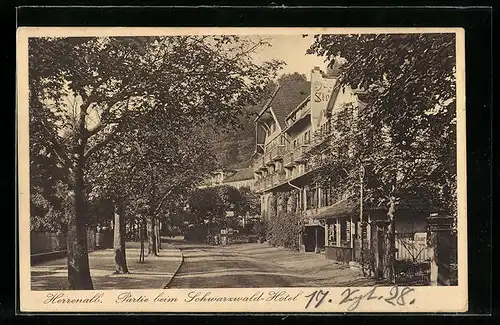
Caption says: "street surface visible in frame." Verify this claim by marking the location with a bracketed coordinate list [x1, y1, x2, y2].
[31, 242, 182, 290]
[166, 238, 379, 288]
[31, 238, 380, 290]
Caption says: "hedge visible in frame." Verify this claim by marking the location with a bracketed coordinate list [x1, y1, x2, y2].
[265, 190, 303, 251]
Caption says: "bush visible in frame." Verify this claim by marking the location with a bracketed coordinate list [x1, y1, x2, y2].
[252, 219, 267, 239]
[266, 211, 302, 251]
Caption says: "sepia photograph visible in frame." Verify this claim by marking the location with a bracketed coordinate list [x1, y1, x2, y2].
[17, 27, 467, 312]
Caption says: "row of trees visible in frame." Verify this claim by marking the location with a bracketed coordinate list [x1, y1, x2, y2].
[29, 36, 282, 289]
[185, 185, 260, 237]
[305, 33, 457, 281]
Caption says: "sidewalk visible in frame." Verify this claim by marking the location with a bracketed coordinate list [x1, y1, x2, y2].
[223, 243, 383, 287]
[31, 242, 183, 290]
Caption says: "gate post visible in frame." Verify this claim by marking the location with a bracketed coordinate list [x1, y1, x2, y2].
[427, 215, 455, 286]
[372, 220, 390, 280]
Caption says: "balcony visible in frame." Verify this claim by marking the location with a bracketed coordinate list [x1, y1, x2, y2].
[283, 151, 295, 167]
[252, 156, 265, 173]
[270, 145, 285, 161]
[293, 144, 310, 162]
[254, 178, 267, 192]
[264, 150, 273, 165]
[272, 172, 286, 186]
[264, 177, 273, 189]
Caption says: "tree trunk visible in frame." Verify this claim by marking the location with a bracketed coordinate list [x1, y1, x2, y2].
[155, 218, 161, 251]
[147, 217, 158, 256]
[139, 217, 145, 263]
[66, 161, 94, 290]
[385, 195, 397, 283]
[113, 198, 129, 274]
[207, 219, 212, 244]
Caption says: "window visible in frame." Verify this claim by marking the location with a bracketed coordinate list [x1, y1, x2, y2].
[340, 219, 350, 247]
[308, 187, 318, 209]
[321, 187, 329, 207]
[304, 131, 310, 144]
[328, 224, 337, 246]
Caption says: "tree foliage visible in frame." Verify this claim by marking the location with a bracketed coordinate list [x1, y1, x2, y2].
[29, 35, 282, 289]
[307, 33, 457, 215]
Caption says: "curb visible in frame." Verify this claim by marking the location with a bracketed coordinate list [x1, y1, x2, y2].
[31, 250, 67, 265]
[163, 250, 184, 289]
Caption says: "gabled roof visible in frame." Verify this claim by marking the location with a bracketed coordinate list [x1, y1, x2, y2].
[222, 167, 254, 183]
[255, 80, 311, 129]
[270, 80, 311, 128]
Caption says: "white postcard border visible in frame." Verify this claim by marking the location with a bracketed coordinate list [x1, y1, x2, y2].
[17, 26, 468, 313]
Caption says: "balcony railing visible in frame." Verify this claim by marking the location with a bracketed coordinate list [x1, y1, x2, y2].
[293, 144, 310, 162]
[254, 170, 287, 192]
[254, 178, 267, 192]
[271, 145, 285, 161]
[264, 150, 273, 165]
[283, 151, 295, 167]
[252, 155, 266, 173]
[272, 172, 286, 186]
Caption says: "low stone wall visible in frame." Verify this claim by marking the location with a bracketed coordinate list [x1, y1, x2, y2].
[30, 227, 103, 255]
[30, 232, 67, 255]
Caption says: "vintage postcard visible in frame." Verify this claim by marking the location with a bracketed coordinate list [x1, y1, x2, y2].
[17, 27, 467, 313]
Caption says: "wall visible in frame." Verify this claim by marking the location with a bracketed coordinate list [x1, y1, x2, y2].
[260, 192, 273, 221]
[263, 118, 282, 147]
[30, 232, 66, 254]
[369, 210, 428, 233]
[30, 228, 98, 255]
[224, 179, 254, 190]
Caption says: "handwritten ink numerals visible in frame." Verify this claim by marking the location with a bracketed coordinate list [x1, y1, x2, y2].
[304, 290, 330, 309]
[339, 286, 416, 311]
[384, 286, 416, 306]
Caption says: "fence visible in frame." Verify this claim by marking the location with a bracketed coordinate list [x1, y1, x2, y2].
[395, 232, 430, 263]
[394, 232, 431, 285]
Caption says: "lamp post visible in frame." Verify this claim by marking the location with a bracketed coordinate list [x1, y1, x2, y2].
[359, 163, 367, 266]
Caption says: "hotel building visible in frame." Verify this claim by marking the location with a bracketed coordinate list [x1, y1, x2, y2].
[252, 67, 435, 266]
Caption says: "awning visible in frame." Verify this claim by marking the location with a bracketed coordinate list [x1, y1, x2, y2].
[310, 195, 438, 220]
[312, 197, 359, 220]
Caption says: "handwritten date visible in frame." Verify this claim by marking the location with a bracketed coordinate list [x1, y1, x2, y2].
[304, 286, 416, 311]
[339, 286, 415, 311]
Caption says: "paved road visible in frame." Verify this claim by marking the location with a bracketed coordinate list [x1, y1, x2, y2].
[166, 239, 379, 288]
[31, 242, 182, 290]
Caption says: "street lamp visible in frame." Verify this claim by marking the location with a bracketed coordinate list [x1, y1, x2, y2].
[359, 163, 367, 256]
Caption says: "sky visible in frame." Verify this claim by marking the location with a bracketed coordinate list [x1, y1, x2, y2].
[250, 35, 328, 81]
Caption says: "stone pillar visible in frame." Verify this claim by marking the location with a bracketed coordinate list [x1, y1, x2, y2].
[427, 215, 455, 286]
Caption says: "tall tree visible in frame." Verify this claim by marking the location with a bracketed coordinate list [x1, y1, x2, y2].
[29, 35, 282, 289]
[308, 33, 457, 282]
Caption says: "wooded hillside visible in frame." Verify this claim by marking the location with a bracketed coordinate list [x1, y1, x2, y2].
[206, 73, 308, 170]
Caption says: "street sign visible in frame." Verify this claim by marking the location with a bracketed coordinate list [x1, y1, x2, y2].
[220, 229, 227, 235]
[225, 211, 234, 217]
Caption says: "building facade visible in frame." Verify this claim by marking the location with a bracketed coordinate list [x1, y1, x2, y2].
[198, 168, 254, 191]
[253, 67, 435, 268]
